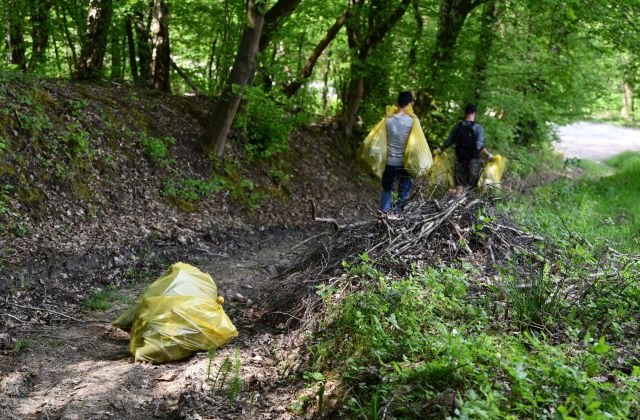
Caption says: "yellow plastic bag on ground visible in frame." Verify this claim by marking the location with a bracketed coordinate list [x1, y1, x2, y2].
[113, 263, 238, 363]
[359, 105, 432, 178]
[429, 149, 455, 189]
[478, 154, 507, 187]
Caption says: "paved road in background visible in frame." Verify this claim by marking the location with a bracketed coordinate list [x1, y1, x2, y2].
[555, 122, 640, 161]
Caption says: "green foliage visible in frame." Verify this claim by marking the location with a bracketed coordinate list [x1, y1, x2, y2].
[83, 285, 129, 311]
[314, 264, 639, 418]
[163, 175, 222, 203]
[56, 122, 91, 157]
[506, 151, 640, 253]
[235, 86, 305, 160]
[209, 348, 244, 404]
[140, 133, 176, 163]
[12, 338, 33, 355]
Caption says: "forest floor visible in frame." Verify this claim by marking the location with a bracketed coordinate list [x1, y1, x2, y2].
[0, 76, 375, 419]
[1, 76, 638, 419]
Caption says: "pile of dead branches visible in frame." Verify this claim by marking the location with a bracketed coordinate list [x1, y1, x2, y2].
[261, 192, 545, 326]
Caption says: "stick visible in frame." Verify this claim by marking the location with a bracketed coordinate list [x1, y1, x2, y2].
[5, 302, 83, 323]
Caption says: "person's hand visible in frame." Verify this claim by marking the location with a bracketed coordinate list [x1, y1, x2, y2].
[487, 153, 494, 162]
[433, 147, 442, 156]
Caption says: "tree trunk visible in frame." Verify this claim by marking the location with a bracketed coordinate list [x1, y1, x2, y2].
[150, 0, 170, 91]
[74, 0, 113, 80]
[408, 0, 423, 75]
[258, 0, 302, 54]
[341, 0, 410, 137]
[283, 10, 347, 97]
[204, 0, 303, 158]
[472, 0, 498, 102]
[28, 0, 53, 72]
[322, 54, 331, 110]
[414, 0, 483, 117]
[54, 1, 78, 70]
[133, 10, 152, 86]
[110, 19, 123, 80]
[124, 14, 139, 82]
[622, 82, 633, 120]
[6, 1, 27, 69]
[204, 0, 266, 158]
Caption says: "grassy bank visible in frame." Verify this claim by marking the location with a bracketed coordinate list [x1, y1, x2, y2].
[303, 153, 640, 418]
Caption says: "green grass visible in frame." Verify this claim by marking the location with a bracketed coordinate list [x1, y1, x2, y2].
[507, 151, 640, 253]
[83, 287, 129, 311]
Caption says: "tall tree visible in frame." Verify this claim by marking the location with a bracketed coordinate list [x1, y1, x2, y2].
[471, 0, 498, 102]
[203, 0, 302, 159]
[28, 0, 53, 72]
[414, 0, 486, 117]
[133, 7, 152, 86]
[74, 0, 113, 80]
[5, 0, 27, 69]
[150, 0, 170, 91]
[341, 0, 411, 137]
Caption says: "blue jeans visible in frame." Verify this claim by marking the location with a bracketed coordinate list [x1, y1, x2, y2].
[379, 165, 413, 212]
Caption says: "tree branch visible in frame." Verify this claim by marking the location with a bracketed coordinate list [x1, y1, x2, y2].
[283, 10, 348, 96]
[258, 0, 302, 53]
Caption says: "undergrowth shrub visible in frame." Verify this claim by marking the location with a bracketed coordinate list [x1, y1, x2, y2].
[313, 262, 640, 418]
[235, 86, 308, 160]
[140, 132, 176, 162]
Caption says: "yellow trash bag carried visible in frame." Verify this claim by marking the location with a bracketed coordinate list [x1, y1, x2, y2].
[429, 149, 455, 189]
[113, 263, 238, 363]
[359, 105, 433, 178]
[478, 154, 507, 187]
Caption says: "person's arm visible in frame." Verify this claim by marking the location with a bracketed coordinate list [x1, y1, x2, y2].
[437, 124, 457, 153]
[475, 125, 493, 160]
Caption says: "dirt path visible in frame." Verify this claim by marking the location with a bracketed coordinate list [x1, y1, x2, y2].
[554, 121, 640, 161]
[0, 227, 321, 419]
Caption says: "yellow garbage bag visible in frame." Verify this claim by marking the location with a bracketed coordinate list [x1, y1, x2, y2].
[478, 154, 507, 187]
[359, 105, 432, 178]
[429, 149, 455, 189]
[403, 106, 433, 177]
[113, 263, 238, 363]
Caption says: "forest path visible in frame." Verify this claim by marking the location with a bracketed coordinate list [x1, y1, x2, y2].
[1, 227, 319, 419]
[554, 121, 640, 160]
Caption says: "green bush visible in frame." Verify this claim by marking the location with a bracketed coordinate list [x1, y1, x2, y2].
[235, 86, 305, 160]
[163, 176, 222, 203]
[140, 132, 176, 162]
[314, 263, 640, 418]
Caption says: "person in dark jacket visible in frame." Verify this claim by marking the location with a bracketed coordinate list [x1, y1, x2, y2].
[379, 91, 415, 212]
[436, 103, 493, 194]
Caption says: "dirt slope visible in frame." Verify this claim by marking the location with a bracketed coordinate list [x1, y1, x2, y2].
[0, 76, 376, 418]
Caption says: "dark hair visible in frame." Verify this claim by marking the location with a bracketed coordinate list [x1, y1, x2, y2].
[464, 103, 478, 115]
[397, 91, 414, 108]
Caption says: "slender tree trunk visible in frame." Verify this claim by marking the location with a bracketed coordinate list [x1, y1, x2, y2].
[414, 0, 482, 117]
[6, 1, 27, 69]
[206, 37, 218, 92]
[124, 14, 138, 82]
[133, 10, 152, 86]
[622, 82, 633, 120]
[110, 22, 123, 80]
[204, 0, 303, 158]
[322, 52, 331, 110]
[283, 10, 347, 97]
[74, 0, 113, 80]
[472, 0, 497, 102]
[204, 0, 266, 158]
[408, 0, 423, 77]
[28, 0, 53, 72]
[341, 0, 410, 137]
[54, 1, 78, 69]
[150, 0, 170, 91]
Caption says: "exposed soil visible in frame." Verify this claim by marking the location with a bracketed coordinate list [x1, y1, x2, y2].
[1, 226, 326, 419]
[0, 79, 374, 419]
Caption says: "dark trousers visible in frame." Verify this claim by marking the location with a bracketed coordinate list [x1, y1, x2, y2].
[379, 165, 413, 212]
[454, 158, 482, 188]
